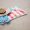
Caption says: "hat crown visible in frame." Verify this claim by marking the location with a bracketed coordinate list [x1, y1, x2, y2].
[0, 8, 4, 12]
[0, 8, 4, 10]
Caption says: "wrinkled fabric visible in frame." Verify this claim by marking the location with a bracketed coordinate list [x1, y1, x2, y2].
[0, 15, 10, 24]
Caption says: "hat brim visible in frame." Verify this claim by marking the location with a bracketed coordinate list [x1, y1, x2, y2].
[0, 8, 10, 16]
[0, 11, 6, 14]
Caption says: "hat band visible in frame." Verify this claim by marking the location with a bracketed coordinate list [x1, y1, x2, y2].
[0, 11, 6, 14]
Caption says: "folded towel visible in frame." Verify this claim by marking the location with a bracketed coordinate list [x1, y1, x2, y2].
[0, 15, 10, 25]
[8, 8, 27, 20]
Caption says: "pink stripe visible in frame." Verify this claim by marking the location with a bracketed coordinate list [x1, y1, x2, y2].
[11, 12, 16, 16]
[14, 9, 20, 15]
[16, 10, 21, 15]
[19, 9, 26, 13]
[12, 10, 20, 17]
[19, 10, 24, 14]
[15, 10, 24, 15]
[9, 14, 14, 20]
[12, 11, 19, 15]
[10, 14, 14, 18]
[9, 17, 13, 20]
[19, 9, 27, 14]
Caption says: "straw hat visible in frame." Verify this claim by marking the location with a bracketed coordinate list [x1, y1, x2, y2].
[0, 8, 10, 16]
